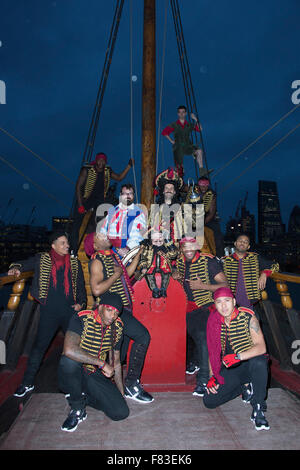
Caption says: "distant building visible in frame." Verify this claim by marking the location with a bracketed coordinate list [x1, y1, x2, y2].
[224, 192, 256, 250]
[0, 224, 49, 271]
[288, 205, 300, 234]
[52, 216, 72, 233]
[258, 180, 285, 244]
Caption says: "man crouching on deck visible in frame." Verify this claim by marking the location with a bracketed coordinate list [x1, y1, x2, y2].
[58, 292, 129, 432]
[203, 287, 270, 431]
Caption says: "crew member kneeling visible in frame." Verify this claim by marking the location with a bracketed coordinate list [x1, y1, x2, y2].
[204, 287, 270, 431]
[58, 292, 129, 432]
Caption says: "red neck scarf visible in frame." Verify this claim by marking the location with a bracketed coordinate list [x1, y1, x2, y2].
[50, 248, 70, 297]
[206, 306, 240, 384]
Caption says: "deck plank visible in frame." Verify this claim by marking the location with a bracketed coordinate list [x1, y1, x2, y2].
[0, 388, 299, 450]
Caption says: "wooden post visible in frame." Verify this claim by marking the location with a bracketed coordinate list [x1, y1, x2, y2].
[275, 280, 293, 309]
[7, 279, 26, 312]
[275, 279, 300, 344]
[141, 0, 156, 209]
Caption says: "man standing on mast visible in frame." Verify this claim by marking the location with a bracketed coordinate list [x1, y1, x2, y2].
[162, 105, 206, 177]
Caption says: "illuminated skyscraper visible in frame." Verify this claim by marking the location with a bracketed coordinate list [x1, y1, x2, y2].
[258, 180, 284, 244]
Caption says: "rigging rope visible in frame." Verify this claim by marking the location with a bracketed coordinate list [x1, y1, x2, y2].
[214, 103, 300, 178]
[69, 0, 125, 219]
[170, 0, 209, 181]
[155, 0, 168, 175]
[220, 122, 300, 194]
[0, 154, 69, 210]
[0, 126, 74, 184]
[80, 0, 125, 166]
[129, 0, 139, 202]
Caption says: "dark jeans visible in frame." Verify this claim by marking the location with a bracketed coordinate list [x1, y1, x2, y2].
[23, 305, 73, 386]
[186, 307, 210, 385]
[203, 355, 269, 410]
[58, 356, 129, 421]
[120, 308, 151, 387]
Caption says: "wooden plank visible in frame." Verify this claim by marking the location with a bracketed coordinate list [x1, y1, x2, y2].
[261, 300, 292, 370]
[286, 308, 300, 340]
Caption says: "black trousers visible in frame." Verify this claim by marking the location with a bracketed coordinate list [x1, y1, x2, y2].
[186, 307, 210, 385]
[203, 355, 269, 410]
[58, 356, 129, 421]
[23, 304, 73, 386]
[120, 308, 151, 387]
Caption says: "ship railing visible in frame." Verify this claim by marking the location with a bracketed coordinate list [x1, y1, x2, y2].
[259, 271, 300, 372]
[0, 269, 300, 375]
[0, 271, 39, 371]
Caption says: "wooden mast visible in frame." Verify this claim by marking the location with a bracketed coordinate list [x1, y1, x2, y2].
[141, 0, 156, 209]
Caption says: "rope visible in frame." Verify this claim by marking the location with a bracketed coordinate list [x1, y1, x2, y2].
[0, 126, 74, 184]
[155, 0, 168, 175]
[0, 154, 70, 209]
[214, 103, 300, 178]
[220, 122, 300, 194]
[81, 0, 125, 165]
[69, 0, 125, 218]
[129, 0, 139, 202]
[170, 0, 209, 180]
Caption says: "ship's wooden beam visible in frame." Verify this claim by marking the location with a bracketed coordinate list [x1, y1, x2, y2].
[141, 0, 156, 209]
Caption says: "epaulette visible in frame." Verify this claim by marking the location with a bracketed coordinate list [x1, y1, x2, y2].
[200, 252, 215, 258]
[238, 306, 255, 316]
[78, 309, 93, 317]
[116, 316, 124, 327]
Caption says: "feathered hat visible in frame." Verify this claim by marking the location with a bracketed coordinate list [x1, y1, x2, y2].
[154, 167, 184, 196]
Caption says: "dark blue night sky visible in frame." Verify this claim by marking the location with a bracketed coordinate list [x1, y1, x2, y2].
[0, 0, 299, 235]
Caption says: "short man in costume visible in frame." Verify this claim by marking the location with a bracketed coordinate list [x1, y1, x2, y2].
[7, 231, 87, 398]
[58, 292, 129, 432]
[222, 233, 279, 310]
[135, 230, 178, 298]
[162, 105, 204, 176]
[87, 231, 154, 403]
[173, 237, 228, 396]
[150, 167, 184, 244]
[70, 152, 134, 254]
[99, 183, 146, 258]
[204, 287, 270, 431]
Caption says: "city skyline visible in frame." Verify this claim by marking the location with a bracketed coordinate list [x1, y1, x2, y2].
[0, 1, 299, 231]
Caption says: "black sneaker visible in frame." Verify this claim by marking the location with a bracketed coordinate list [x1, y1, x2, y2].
[124, 380, 154, 403]
[192, 383, 206, 397]
[14, 384, 34, 397]
[242, 383, 253, 404]
[186, 363, 200, 375]
[61, 408, 87, 432]
[251, 404, 270, 431]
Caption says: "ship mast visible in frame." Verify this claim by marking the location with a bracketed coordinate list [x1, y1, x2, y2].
[141, 0, 156, 209]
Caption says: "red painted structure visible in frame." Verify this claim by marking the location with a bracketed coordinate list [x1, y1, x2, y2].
[130, 276, 189, 390]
